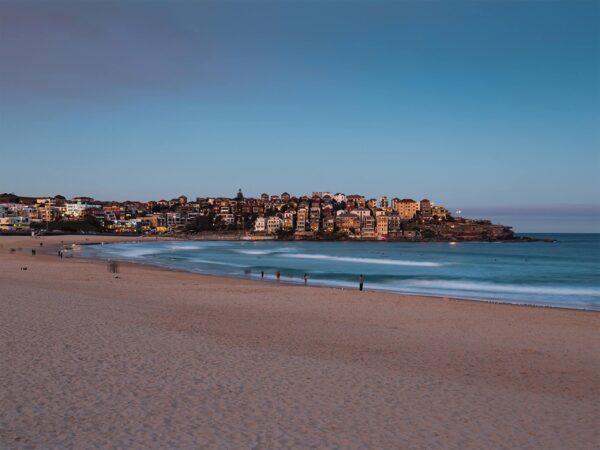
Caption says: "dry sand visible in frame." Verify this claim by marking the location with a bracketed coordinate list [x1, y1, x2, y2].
[1, 235, 599, 449]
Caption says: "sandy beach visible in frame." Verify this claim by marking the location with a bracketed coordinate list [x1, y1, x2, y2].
[1, 235, 598, 449]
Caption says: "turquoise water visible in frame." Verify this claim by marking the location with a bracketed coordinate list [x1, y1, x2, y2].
[82, 234, 600, 311]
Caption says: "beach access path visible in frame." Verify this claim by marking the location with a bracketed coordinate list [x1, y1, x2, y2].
[1, 235, 598, 449]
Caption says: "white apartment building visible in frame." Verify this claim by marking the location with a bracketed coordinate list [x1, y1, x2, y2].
[266, 216, 283, 234]
[0, 216, 30, 232]
[254, 216, 266, 232]
[65, 202, 101, 218]
[349, 207, 372, 220]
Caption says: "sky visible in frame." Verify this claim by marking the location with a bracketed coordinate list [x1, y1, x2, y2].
[0, 0, 599, 232]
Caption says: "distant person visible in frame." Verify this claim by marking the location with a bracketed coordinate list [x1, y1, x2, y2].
[58, 250, 63, 259]
[304, 273, 309, 285]
[261, 271, 264, 280]
[108, 260, 120, 274]
[31, 249, 36, 256]
[359, 274, 364, 291]
[276, 271, 281, 281]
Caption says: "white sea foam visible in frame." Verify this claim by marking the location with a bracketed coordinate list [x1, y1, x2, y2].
[403, 279, 600, 297]
[109, 247, 158, 258]
[169, 244, 204, 251]
[190, 259, 248, 268]
[235, 250, 275, 255]
[283, 253, 443, 267]
[235, 247, 295, 256]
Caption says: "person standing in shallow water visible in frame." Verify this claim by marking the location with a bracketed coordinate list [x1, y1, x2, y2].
[359, 274, 364, 291]
[261, 271, 264, 280]
[304, 273, 308, 285]
[276, 271, 281, 281]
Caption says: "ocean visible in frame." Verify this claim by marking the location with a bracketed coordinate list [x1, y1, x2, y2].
[81, 234, 600, 311]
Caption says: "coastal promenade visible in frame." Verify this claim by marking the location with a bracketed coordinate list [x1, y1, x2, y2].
[1, 235, 598, 449]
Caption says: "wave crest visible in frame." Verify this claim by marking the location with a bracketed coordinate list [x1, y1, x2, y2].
[405, 279, 600, 297]
[283, 253, 443, 267]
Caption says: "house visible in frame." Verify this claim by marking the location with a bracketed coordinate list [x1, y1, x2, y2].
[349, 207, 372, 220]
[135, 215, 159, 233]
[376, 215, 389, 238]
[396, 199, 418, 220]
[419, 199, 433, 218]
[361, 216, 376, 238]
[266, 216, 283, 234]
[254, 216, 266, 232]
[218, 213, 235, 225]
[346, 195, 366, 208]
[333, 193, 347, 203]
[310, 204, 321, 220]
[335, 212, 360, 234]
[35, 198, 57, 221]
[296, 206, 308, 232]
[387, 212, 402, 238]
[322, 216, 335, 233]
[65, 201, 101, 219]
[432, 205, 448, 220]
[0, 216, 30, 232]
[309, 203, 321, 231]
[166, 212, 186, 231]
[283, 210, 296, 230]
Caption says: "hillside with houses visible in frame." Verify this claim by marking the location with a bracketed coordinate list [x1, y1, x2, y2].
[0, 190, 517, 241]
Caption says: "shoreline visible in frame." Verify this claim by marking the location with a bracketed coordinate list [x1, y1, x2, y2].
[4, 233, 598, 316]
[2, 230, 560, 243]
[84, 253, 600, 314]
[77, 237, 598, 313]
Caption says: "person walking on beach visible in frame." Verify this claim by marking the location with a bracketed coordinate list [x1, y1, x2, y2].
[359, 274, 364, 291]
[276, 271, 281, 281]
[108, 260, 120, 274]
[304, 273, 309, 286]
[261, 270, 264, 280]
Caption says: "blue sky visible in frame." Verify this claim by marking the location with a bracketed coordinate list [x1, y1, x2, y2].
[1, 0, 598, 231]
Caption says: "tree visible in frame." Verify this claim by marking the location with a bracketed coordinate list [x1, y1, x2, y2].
[276, 229, 294, 240]
[421, 228, 436, 239]
[186, 213, 216, 232]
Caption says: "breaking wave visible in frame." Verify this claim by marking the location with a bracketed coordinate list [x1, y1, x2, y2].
[402, 279, 600, 297]
[234, 248, 295, 256]
[283, 253, 444, 267]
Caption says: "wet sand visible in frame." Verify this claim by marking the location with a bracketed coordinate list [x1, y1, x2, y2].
[1, 235, 599, 449]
